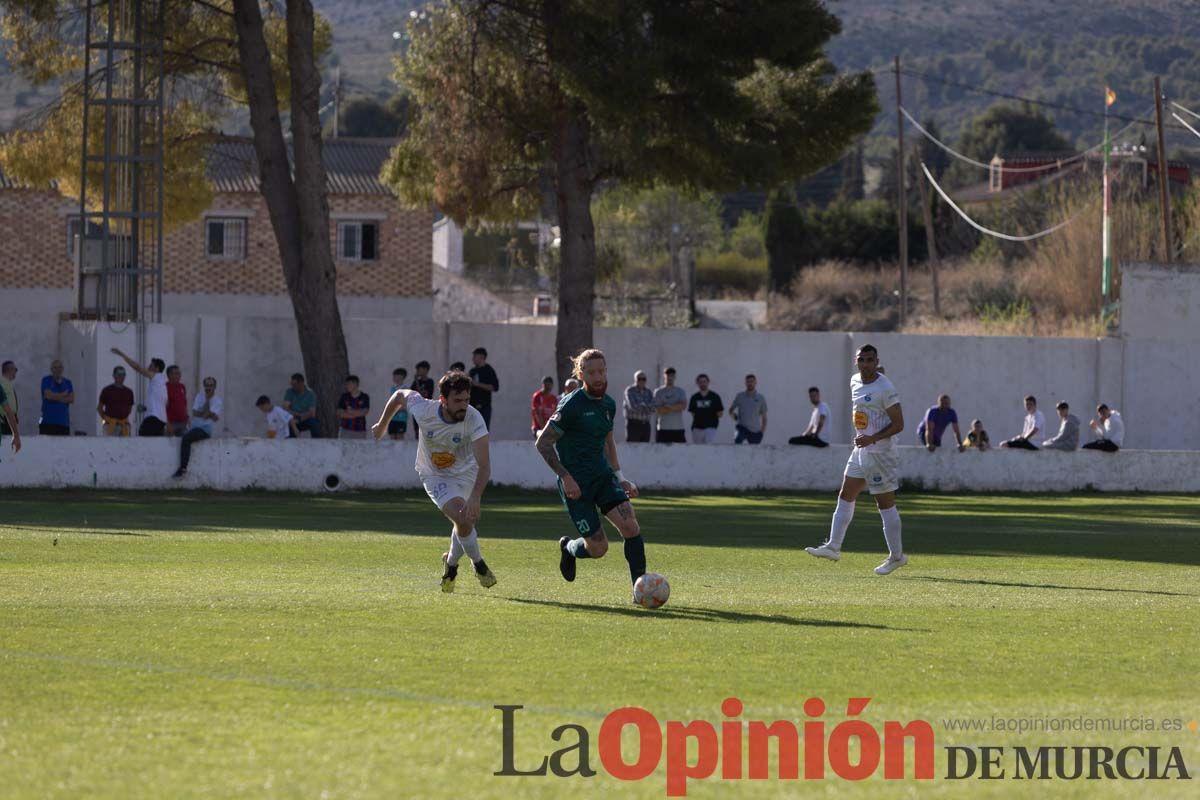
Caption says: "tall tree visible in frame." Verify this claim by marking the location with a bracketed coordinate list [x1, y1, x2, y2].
[0, 0, 349, 436]
[385, 0, 877, 381]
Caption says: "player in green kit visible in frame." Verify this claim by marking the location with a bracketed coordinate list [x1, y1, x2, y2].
[535, 348, 648, 597]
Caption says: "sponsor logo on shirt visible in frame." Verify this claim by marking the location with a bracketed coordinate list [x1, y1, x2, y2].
[431, 452, 456, 470]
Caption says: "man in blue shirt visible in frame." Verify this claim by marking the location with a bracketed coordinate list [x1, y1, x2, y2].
[917, 393, 963, 452]
[39, 360, 74, 436]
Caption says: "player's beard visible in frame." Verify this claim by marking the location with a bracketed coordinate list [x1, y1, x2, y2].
[586, 380, 607, 397]
[448, 407, 467, 422]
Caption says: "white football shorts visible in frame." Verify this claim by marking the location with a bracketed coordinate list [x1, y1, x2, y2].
[844, 447, 900, 495]
[422, 475, 476, 509]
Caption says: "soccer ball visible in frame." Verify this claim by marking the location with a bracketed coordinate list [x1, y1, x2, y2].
[633, 572, 670, 609]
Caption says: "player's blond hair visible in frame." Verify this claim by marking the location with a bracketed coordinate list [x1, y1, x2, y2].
[571, 348, 606, 380]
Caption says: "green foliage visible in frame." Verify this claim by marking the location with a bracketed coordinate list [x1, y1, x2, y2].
[946, 103, 1072, 188]
[765, 189, 806, 291]
[695, 250, 767, 294]
[328, 94, 409, 138]
[727, 212, 766, 260]
[592, 185, 725, 278]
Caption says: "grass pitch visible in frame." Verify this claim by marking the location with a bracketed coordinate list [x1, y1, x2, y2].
[1, 489, 1198, 798]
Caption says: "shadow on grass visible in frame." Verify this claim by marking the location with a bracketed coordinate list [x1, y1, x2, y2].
[504, 597, 931, 632]
[3, 489, 1198, 567]
[900, 575, 1196, 598]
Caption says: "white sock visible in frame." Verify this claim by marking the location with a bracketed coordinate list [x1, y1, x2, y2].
[447, 529, 466, 567]
[828, 498, 855, 550]
[879, 506, 902, 559]
[460, 528, 483, 563]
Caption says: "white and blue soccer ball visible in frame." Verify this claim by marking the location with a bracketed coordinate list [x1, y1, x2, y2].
[633, 572, 670, 609]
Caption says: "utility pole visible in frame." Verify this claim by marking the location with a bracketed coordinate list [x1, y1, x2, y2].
[333, 67, 342, 139]
[893, 56, 908, 327]
[1153, 76, 1173, 262]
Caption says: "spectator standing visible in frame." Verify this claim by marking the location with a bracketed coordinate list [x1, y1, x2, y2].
[1000, 395, 1044, 450]
[0, 378, 18, 454]
[39, 360, 74, 436]
[530, 376, 558, 437]
[790, 387, 831, 447]
[965, 419, 990, 451]
[388, 368, 410, 440]
[1042, 401, 1080, 451]
[468, 347, 499, 429]
[337, 375, 371, 439]
[258, 395, 297, 439]
[410, 361, 435, 439]
[449, 361, 466, 372]
[652, 367, 688, 443]
[0, 361, 18, 438]
[165, 365, 189, 436]
[917, 394, 963, 452]
[731, 374, 768, 444]
[97, 365, 135, 437]
[112, 348, 168, 436]
[283, 373, 321, 438]
[1083, 404, 1124, 452]
[175, 377, 222, 477]
[688, 374, 724, 443]
[623, 370, 655, 443]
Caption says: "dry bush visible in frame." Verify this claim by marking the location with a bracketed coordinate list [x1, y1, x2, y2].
[767, 261, 900, 331]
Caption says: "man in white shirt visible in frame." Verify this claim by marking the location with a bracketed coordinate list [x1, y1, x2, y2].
[1083, 404, 1125, 452]
[1000, 395, 1044, 450]
[174, 377, 222, 478]
[257, 395, 298, 439]
[373, 370, 498, 592]
[790, 386, 831, 447]
[111, 347, 168, 436]
[805, 345, 909, 575]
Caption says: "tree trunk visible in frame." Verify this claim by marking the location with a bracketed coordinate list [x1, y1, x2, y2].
[231, 0, 349, 436]
[552, 107, 597, 385]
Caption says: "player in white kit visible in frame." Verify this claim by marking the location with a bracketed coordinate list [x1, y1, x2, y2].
[372, 370, 498, 591]
[805, 344, 909, 575]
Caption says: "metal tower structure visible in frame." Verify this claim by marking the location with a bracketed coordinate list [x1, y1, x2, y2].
[77, 0, 165, 323]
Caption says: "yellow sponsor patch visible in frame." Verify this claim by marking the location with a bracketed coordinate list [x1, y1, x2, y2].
[431, 451, 456, 470]
[853, 410, 869, 430]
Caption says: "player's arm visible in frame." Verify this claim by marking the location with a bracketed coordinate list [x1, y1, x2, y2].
[858, 404, 904, 447]
[535, 418, 581, 499]
[463, 435, 491, 525]
[605, 430, 638, 498]
[372, 389, 415, 440]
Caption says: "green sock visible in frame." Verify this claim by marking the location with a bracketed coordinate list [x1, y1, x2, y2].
[567, 538, 592, 559]
[624, 535, 646, 583]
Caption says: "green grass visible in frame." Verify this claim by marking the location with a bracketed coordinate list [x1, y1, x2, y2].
[1, 489, 1198, 798]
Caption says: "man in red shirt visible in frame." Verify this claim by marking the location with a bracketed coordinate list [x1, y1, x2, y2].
[530, 376, 558, 438]
[97, 365, 135, 436]
[165, 364, 189, 437]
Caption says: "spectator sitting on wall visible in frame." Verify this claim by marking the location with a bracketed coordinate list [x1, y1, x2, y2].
[623, 370, 654, 443]
[0, 361, 19, 439]
[337, 375, 371, 440]
[388, 368, 410, 440]
[175, 377, 222, 478]
[97, 365, 134, 437]
[283, 373, 321, 438]
[999, 395, 1043, 450]
[653, 367, 688, 444]
[731, 374, 768, 444]
[468, 347, 499, 430]
[165, 365, 189, 437]
[964, 419, 990, 451]
[1042, 401, 1080, 451]
[39, 359, 74, 436]
[0, 377, 19, 454]
[112, 348, 169, 436]
[531, 376, 557, 438]
[916, 393, 964, 452]
[1083, 404, 1124, 452]
[258, 395, 297, 439]
[410, 361, 435, 439]
[790, 386, 831, 447]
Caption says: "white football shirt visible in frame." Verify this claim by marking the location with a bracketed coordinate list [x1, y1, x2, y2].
[266, 405, 293, 439]
[408, 394, 489, 480]
[850, 372, 900, 452]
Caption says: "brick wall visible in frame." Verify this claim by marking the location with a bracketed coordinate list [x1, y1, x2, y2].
[0, 188, 432, 298]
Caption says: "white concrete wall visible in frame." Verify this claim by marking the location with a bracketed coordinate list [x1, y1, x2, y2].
[0, 438, 1193, 493]
[1120, 262, 1200, 340]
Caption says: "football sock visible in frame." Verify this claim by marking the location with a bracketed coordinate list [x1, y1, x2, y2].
[567, 537, 592, 559]
[460, 529, 483, 563]
[447, 530, 466, 567]
[879, 506, 903, 558]
[623, 535, 647, 583]
[828, 498, 855, 550]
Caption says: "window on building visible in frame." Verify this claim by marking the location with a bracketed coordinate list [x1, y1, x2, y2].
[66, 215, 104, 261]
[337, 221, 379, 262]
[206, 217, 247, 260]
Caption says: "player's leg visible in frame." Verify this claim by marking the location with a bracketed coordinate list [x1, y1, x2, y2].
[440, 496, 497, 588]
[557, 477, 607, 582]
[866, 451, 906, 575]
[603, 500, 645, 585]
[806, 453, 867, 561]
